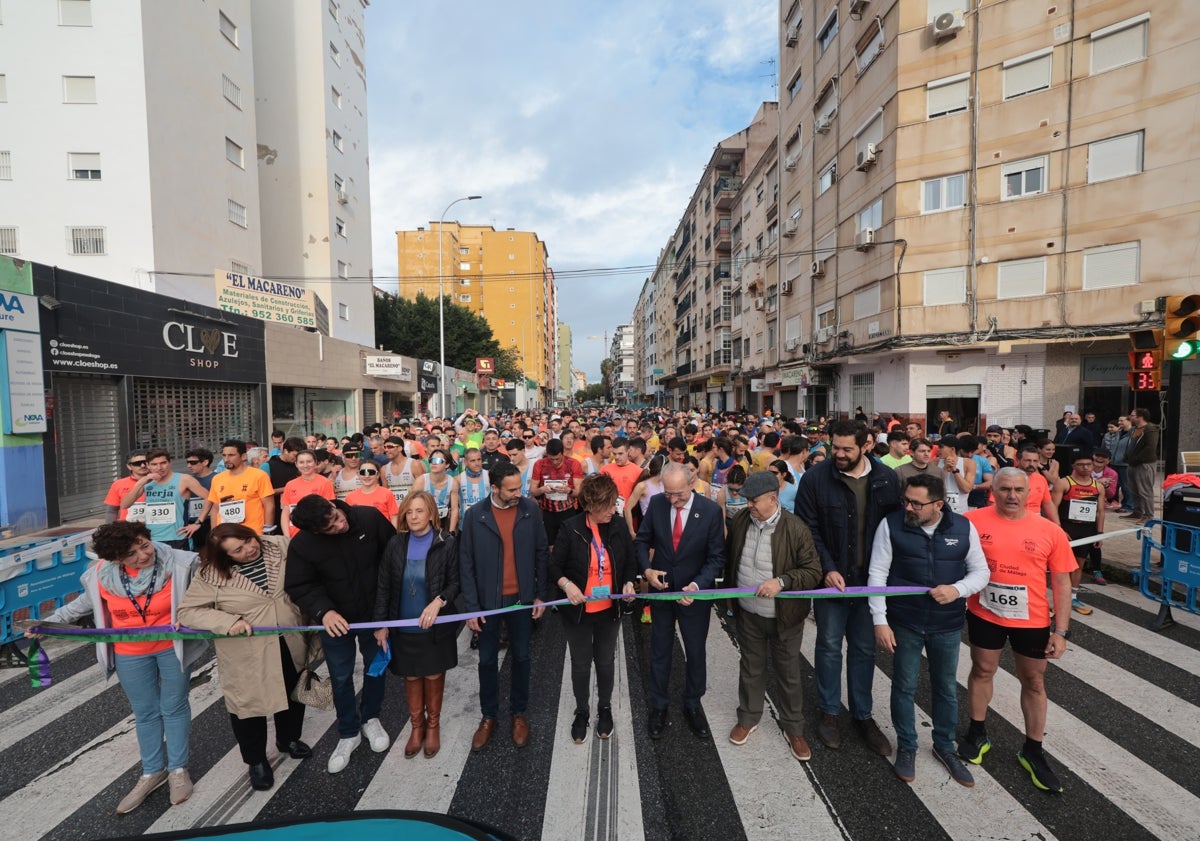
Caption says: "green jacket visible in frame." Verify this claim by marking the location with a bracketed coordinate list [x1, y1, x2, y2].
[724, 507, 824, 628]
[1126, 423, 1160, 467]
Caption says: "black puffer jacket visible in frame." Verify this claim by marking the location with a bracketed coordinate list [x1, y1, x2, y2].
[373, 528, 462, 644]
[284, 501, 396, 622]
[548, 513, 638, 623]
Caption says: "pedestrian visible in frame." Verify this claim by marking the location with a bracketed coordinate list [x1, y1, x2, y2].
[1122, 408, 1159, 525]
[1053, 451, 1104, 615]
[531, 438, 583, 548]
[635, 461, 726, 740]
[178, 524, 311, 791]
[959, 468, 1076, 793]
[548, 474, 638, 744]
[279, 450, 336, 537]
[284, 495, 396, 773]
[373, 491, 461, 759]
[723, 470, 823, 761]
[459, 461, 550, 751]
[869, 474, 989, 786]
[794, 419, 900, 757]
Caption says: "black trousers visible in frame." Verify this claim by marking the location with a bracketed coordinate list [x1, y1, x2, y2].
[228, 637, 305, 765]
[561, 607, 620, 712]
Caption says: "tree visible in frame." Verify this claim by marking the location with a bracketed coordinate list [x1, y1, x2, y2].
[374, 292, 519, 377]
[575, 383, 606, 403]
[599, 358, 615, 403]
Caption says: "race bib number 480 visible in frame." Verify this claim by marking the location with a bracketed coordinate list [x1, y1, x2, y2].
[219, 499, 247, 524]
[981, 582, 1029, 621]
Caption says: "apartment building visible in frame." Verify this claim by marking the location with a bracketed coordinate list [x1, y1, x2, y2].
[767, 0, 1198, 431]
[610, 324, 636, 402]
[395, 224, 559, 406]
[557, 320, 573, 405]
[0, 0, 374, 346]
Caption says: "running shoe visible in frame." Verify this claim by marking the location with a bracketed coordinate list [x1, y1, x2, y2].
[1071, 598, 1093, 616]
[1018, 750, 1064, 793]
[1092, 570, 1108, 586]
[957, 730, 991, 765]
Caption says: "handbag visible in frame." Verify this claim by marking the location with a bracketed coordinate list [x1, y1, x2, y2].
[289, 632, 333, 710]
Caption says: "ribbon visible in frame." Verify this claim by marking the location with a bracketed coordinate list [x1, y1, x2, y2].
[25, 638, 52, 688]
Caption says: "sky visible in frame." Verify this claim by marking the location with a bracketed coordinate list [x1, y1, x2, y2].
[364, 0, 778, 383]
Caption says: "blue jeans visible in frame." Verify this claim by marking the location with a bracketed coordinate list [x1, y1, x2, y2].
[477, 594, 533, 718]
[889, 624, 961, 753]
[114, 649, 192, 774]
[814, 597, 875, 719]
[321, 628, 386, 738]
[1113, 464, 1132, 510]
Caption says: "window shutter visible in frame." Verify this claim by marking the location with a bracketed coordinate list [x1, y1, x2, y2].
[927, 78, 967, 116]
[1083, 243, 1139, 290]
[1088, 132, 1141, 182]
[1092, 21, 1146, 73]
[1004, 54, 1051, 98]
[924, 267, 967, 305]
[997, 258, 1046, 298]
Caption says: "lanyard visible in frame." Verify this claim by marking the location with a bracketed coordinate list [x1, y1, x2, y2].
[119, 559, 160, 624]
[586, 520, 607, 580]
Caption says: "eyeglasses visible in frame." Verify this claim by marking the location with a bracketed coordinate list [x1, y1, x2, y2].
[185, 459, 200, 465]
[902, 498, 938, 509]
[128, 461, 147, 467]
[359, 469, 378, 476]
[430, 457, 447, 465]
[344, 452, 361, 458]
[523, 435, 534, 439]
[663, 489, 691, 499]
[383, 444, 399, 450]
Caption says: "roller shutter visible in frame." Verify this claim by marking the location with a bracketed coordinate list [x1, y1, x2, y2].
[53, 374, 122, 522]
[131, 378, 259, 456]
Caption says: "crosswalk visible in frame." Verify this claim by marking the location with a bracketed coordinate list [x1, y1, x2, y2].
[2, 582, 1199, 841]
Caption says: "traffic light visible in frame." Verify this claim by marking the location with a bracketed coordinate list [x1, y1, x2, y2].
[1127, 329, 1162, 391]
[1164, 294, 1200, 360]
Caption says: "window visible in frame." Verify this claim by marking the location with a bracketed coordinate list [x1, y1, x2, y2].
[997, 257, 1046, 298]
[855, 110, 884, 161]
[1003, 50, 1052, 99]
[855, 22, 884, 74]
[815, 301, 836, 330]
[460, 294, 471, 303]
[787, 69, 803, 101]
[227, 199, 247, 228]
[857, 198, 882, 232]
[68, 152, 100, 180]
[331, 87, 342, 109]
[1091, 15, 1148, 74]
[231, 260, 250, 274]
[330, 41, 341, 66]
[1002, 156, 1047, 199]
[225, 137, 243, 168]
[332, 131, 343, 152]
[459, 261, 470, 271]
[923, 266, 967, 305]
[854, 283, 881, 318]
[219, 11, 238, 46]
[0, 151, 10, 180]
[222, 74, 242, 108]
[818, 159, 836, 194]
[62, 75, 97, 103]
[755, 332, 763, 352]
[817, 9, 838, 55]
[815, 230, 837, 263]
[67, 226, 105, 255]
[927, 74, 968, 118]
[1088, 131, 1142, 183]
[335, 217, 346, 238]
[1083, 242, 1139, 290]
[59, 0, 91, 26]
[814, 77, 838, 124]
[785, 315, 801, 344]
[338, 302, 350, 320]
[850, 373, 875, 414]
[0, 227, 18, 255]
[922, 173, 966, 212]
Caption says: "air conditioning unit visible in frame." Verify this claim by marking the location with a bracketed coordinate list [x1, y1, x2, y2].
[855, 228, 876, 250]
[780, 279, 793, 295]
[785, 337, 800, 351]
[753, 296, 765, 310]
[785, 25, 799, 46]
[784, 153, 799, 171]
[815, 114, 833, 133]
[855, 143, 878, 171]
[848, 0, 869, 15]
[810, 259, 826, 278]
[784, 218, 798, 237]
[930, 10, 965, 40]
[815, 326, 834, 343]
[336, 189, 348, 204]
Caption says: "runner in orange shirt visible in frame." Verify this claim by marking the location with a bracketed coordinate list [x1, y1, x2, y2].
[959, 467, 1076, 793]
[280, 451, 336, 537]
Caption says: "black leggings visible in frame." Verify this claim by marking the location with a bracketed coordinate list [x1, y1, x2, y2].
[562, 608, 620, 712]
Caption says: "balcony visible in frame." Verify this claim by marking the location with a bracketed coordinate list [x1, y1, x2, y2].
[675, 297, 692, 318]
[713, 348, 732, 366]
[717, 261, 731, 280]
[713, 176, 743, 211]
[714, 217, 732, 252]
[676, 361, 693, 377]
[714, 304, 732, 326]
[676, 329, 691, 348]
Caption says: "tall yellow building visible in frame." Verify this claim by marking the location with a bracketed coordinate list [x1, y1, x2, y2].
[396, 224, 557, 405]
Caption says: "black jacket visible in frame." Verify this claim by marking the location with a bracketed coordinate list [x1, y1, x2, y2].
[373, 528, 462, 645]
[284, 500, 396, 623]
[794, 455, 901, 584]
[459, 496, 550, 611]
[548, 513, 638, 623]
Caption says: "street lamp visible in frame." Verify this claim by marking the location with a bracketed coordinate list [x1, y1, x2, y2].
[438, 195, 482, 418]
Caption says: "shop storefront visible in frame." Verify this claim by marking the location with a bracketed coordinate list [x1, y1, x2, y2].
[33, 266, 267, 523]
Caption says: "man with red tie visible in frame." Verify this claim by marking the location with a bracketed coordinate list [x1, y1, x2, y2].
[635, 462, 726, 740]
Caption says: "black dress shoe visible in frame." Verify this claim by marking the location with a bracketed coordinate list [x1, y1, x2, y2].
[684, 705, 711, 739]
[248, 761, 274, 791]
[276, 739, 312, 759]
[648, 707, 670, 739]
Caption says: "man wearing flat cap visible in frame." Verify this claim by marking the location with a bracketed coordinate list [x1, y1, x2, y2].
[723, 470, 823, 761]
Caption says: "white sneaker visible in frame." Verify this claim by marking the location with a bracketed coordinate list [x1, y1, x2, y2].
[327, 733, 361, 774]
[362, 718, 390, 752]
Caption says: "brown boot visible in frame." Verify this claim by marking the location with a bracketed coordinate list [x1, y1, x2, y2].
[423, 673, 445, 758]
[403, 677, 426, 758]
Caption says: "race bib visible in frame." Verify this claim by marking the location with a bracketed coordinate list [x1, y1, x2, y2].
[981, 582, 1029, 621]
[945, 491, 967, 514]
[392, 488, 409, 505]
[1068, 498, 1097, 523]
[615, 497, 626, 515]
[146, 502, 176, 525]
[187, 498, 205, 520]
[546, 480, 569, 502]
[125, 503, 147, 522]
[219, 499, 246, 524]
[437, 505, 449, 520]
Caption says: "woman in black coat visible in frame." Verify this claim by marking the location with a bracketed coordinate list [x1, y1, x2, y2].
[548, 473, 638, 745]
[373, 490, 461, 759]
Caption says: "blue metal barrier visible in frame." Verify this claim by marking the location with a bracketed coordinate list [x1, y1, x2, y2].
[1138, 519, 1200, 631]
[0, 531, 93, 664]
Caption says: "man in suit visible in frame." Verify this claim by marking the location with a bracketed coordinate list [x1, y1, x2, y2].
[635, 461, 726, 739]
[1054, 412, 1095, 448]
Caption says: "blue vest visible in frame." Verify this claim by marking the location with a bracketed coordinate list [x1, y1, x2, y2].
[884, 509, 971, 635]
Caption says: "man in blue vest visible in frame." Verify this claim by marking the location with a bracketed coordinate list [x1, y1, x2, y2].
[868, 473, 990, 786]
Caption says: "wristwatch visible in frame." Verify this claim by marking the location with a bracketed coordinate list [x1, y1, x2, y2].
[1052, 628, 1070, 640]
[776, 576, 788, 590]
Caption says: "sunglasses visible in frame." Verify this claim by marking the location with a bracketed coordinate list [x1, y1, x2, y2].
[383, 444, 399, 450]
[128, 461, 148, 467]
[359, 469, 378, 476]
[185, 459, 200, 465]
[344, 452, 362, 458]
[523, 435, 534, 439]
[430, 457, 447, 465]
